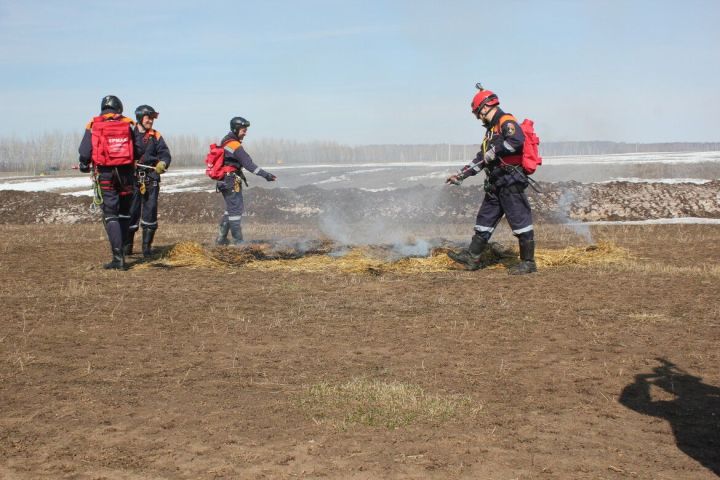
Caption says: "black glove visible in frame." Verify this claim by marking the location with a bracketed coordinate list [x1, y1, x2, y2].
[79, 162, 90, 173]
[264, 172, 277, 182]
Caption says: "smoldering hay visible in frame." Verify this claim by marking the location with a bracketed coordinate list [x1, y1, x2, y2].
[131, 239, 632, 274]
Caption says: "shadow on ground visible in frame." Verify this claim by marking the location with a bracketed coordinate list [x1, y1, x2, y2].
[619, 358, 720, 476]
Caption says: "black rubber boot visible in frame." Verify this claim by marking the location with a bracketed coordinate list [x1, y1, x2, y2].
[229, 221, 244, 246]
[103, 248, 126, 270]
[123, 231, 136, 256]
[216, 221, 230, 246]
[509, 239, 537, 275]
[447, 234, 488, 271]
[142, 229, 155, 258]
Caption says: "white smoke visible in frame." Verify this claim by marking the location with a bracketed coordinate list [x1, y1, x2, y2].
[555, 190, 593, 243]
[318, 185, 448, 257]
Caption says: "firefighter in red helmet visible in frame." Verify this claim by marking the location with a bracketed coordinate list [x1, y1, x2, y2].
[446, 84, 537, 274]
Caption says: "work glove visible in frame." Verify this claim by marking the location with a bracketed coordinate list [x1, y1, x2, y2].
[79, 161, 90, 173]
[155, 161, 167, 174]
[445, 174, 463, 186]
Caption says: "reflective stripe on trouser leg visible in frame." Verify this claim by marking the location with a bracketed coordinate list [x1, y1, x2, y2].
[140, 220, 158, 231]
[512, 225, 534, 235]
[498, 187, 533, 236]
[141, 183, 159, 230]
[474, 192, 504, 238]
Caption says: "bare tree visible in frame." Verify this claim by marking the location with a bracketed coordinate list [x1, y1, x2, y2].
[1, 132, 718, 173]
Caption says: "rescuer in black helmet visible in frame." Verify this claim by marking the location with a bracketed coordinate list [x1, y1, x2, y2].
[77, 95, 139, 270]
[124, 104, 172, 257]
[100, 95, 123, 114]
[230, 116, 250, 134]
[214, 116, 277, 245]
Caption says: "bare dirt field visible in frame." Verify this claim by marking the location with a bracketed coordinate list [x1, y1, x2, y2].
[1, 222, 719, 479]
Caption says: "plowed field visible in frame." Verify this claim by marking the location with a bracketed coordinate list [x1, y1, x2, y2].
[1, 223, 718, 479]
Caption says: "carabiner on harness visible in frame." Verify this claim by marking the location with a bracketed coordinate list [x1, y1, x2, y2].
[138, 170, 147, 195]
[90, 169, 103, 211]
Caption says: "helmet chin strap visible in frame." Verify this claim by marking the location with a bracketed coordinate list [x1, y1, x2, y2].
[480, 107, 497, 127]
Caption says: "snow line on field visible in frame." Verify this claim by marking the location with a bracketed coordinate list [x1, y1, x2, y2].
[594, 178, 713, 185]
[570, 217, 720, 225]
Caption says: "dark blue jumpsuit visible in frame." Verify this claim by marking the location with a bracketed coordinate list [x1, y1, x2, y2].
[458, 108, 534, 242]
[127, 126, 171, 245]
[217, 131, 275, 243]
[78, 111, 140, 254]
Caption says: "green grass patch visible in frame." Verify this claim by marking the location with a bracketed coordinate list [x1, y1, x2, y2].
[298, 377, 481, 430]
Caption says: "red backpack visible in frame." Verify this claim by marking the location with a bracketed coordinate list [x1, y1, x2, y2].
[495, 115, 543, 175]
[205, 142, 236, 180]
[90, 115, 134, 166]
[519, 119, 542, 175]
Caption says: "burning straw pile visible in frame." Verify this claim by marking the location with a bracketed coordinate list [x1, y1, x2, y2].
[136, 239, 631, 274]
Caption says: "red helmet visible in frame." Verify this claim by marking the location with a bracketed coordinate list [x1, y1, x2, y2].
[471, 85, 499, 114]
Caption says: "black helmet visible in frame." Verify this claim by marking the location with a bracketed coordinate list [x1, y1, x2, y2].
[134, 104, 159, 123]
[100, 95, 123, 113]
[230, 116, 251, 134]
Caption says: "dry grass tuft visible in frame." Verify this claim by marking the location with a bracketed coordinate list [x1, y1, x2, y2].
[535, 241, 631, 267]
[132, 241, 226, 270]
[246, 247, 461, 274]
[133, 240, 632, 274]
[298, 377, 480, 429]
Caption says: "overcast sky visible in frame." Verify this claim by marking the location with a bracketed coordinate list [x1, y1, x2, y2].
[1, 0, 719, 144]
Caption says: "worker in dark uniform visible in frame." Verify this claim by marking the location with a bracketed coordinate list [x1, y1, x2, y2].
[125, 105, 171, 257]
[446, 85, 537, 274]
[215, 116, 277, 245]
[78, 95, 140, 270]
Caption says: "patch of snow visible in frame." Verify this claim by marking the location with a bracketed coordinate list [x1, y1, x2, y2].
[543, 150, 720, 165]
[360, 187, 398, 192]
[313, 175, 349, 185]
[595, 178, 713, 185]
[406, 171, 450, 181]
[0, 177, 92, 191]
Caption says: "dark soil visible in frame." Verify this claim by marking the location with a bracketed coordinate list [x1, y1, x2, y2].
[1, 223, 718, 479]
[2, 180, 718, 225]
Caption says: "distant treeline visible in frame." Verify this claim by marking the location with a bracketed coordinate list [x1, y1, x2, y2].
[1, 132, 719, 174]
